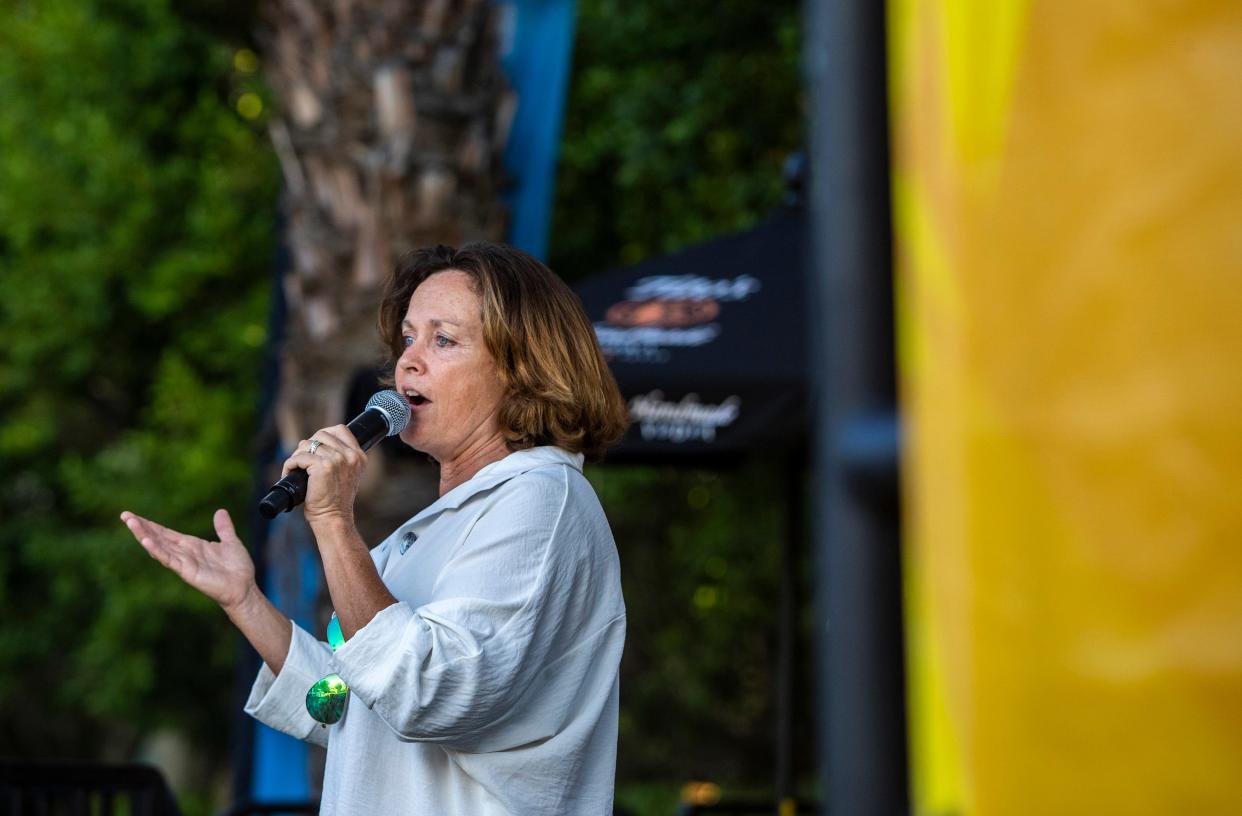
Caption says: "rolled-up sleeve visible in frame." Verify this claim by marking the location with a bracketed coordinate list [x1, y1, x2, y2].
[245, 622, 336, 748]
[330, 472, 596, 752]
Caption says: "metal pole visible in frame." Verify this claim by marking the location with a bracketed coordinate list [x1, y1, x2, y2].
[804, 0, 909, 813]
[775, 457, 803, 815]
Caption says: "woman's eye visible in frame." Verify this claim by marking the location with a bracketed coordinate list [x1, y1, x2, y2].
[434, 334, 454, 348]
[402, 335, 413, 347]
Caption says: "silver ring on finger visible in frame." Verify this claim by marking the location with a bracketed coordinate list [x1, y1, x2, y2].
[308, 439, 323, 455]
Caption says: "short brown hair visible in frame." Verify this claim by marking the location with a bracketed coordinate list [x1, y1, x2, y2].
[378, 243, 629, 461]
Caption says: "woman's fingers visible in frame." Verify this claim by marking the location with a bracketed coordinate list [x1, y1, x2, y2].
[317, 424, 363, 457]
[281, 436, 336, 476]
[123, 511, 176, 546]
[213, 508, 240, 544]
[281, 439, 310, 476]
[123, 511, 188, 547]
[121, 512, 188, 575]
[121, 512, 162, 550]
[280, 426, 364, 476]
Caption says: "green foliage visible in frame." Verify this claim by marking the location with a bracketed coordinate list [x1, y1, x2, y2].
[549, 0, 803, 279]
[615, 780, 684, 815]
[552, 0, 809, 800]
[413, 0, 808, 791]
[0, 0, 277, 757]
[588, 463, 797, 782]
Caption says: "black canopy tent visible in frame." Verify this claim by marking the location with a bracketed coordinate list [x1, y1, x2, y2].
[574, 202, 811, 810]
[576, 204, 809, 462]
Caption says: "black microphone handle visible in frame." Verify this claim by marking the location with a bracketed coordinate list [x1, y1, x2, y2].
[258, 469, 308, 519]
[258, 407, 393, 519]
[345, 408, 391, 451]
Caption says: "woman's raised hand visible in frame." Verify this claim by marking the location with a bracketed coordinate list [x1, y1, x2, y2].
[121, 508, 257, 611]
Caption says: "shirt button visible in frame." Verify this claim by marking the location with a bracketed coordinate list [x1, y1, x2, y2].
[399, 530, 418, 554]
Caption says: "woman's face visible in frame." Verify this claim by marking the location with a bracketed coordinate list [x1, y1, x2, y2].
[394, 270, 506, 462]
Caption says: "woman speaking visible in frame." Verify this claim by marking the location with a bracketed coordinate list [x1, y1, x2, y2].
[121, 244, 630, 815]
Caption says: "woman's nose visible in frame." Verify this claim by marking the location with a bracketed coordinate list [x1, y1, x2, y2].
[399, 344, 424, 372]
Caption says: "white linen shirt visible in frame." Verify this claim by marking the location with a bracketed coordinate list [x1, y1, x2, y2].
[245, 446, 626, 815]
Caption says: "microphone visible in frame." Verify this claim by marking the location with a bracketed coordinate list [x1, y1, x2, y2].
[258, 390, 411, 519]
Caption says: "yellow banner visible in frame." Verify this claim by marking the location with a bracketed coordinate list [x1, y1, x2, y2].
[890, 2, 1242, 813]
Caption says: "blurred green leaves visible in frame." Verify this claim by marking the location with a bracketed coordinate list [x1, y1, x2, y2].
[554, 0, 808, 792]
[587, 461, 810, 784]
[0, 0, 277, 755]
[549, 0, 803, 277]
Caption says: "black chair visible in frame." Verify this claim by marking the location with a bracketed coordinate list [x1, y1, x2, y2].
[0, 759, 181, 816]
[679, 800, 821, 815]
[220, 802, 319, 815]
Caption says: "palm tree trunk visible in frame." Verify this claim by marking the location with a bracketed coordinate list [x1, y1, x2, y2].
[258, 0, 511, 538]
[256, 0, 512, 791]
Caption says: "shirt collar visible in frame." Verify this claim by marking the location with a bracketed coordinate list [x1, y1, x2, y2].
[404, 446, 584, 525]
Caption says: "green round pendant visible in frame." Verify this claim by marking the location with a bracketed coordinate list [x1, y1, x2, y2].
[306, 673, 349, 724]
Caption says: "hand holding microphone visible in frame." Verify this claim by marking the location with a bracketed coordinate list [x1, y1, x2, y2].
[259, 390, 411, 520]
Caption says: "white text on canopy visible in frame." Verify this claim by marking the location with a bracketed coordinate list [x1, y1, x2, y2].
[628, 391, 742, 443]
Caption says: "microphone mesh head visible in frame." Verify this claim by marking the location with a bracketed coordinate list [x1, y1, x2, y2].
[366, 390, 411, 435]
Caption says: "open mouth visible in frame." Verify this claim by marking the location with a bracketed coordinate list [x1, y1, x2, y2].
[406, 393, 430, 407]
